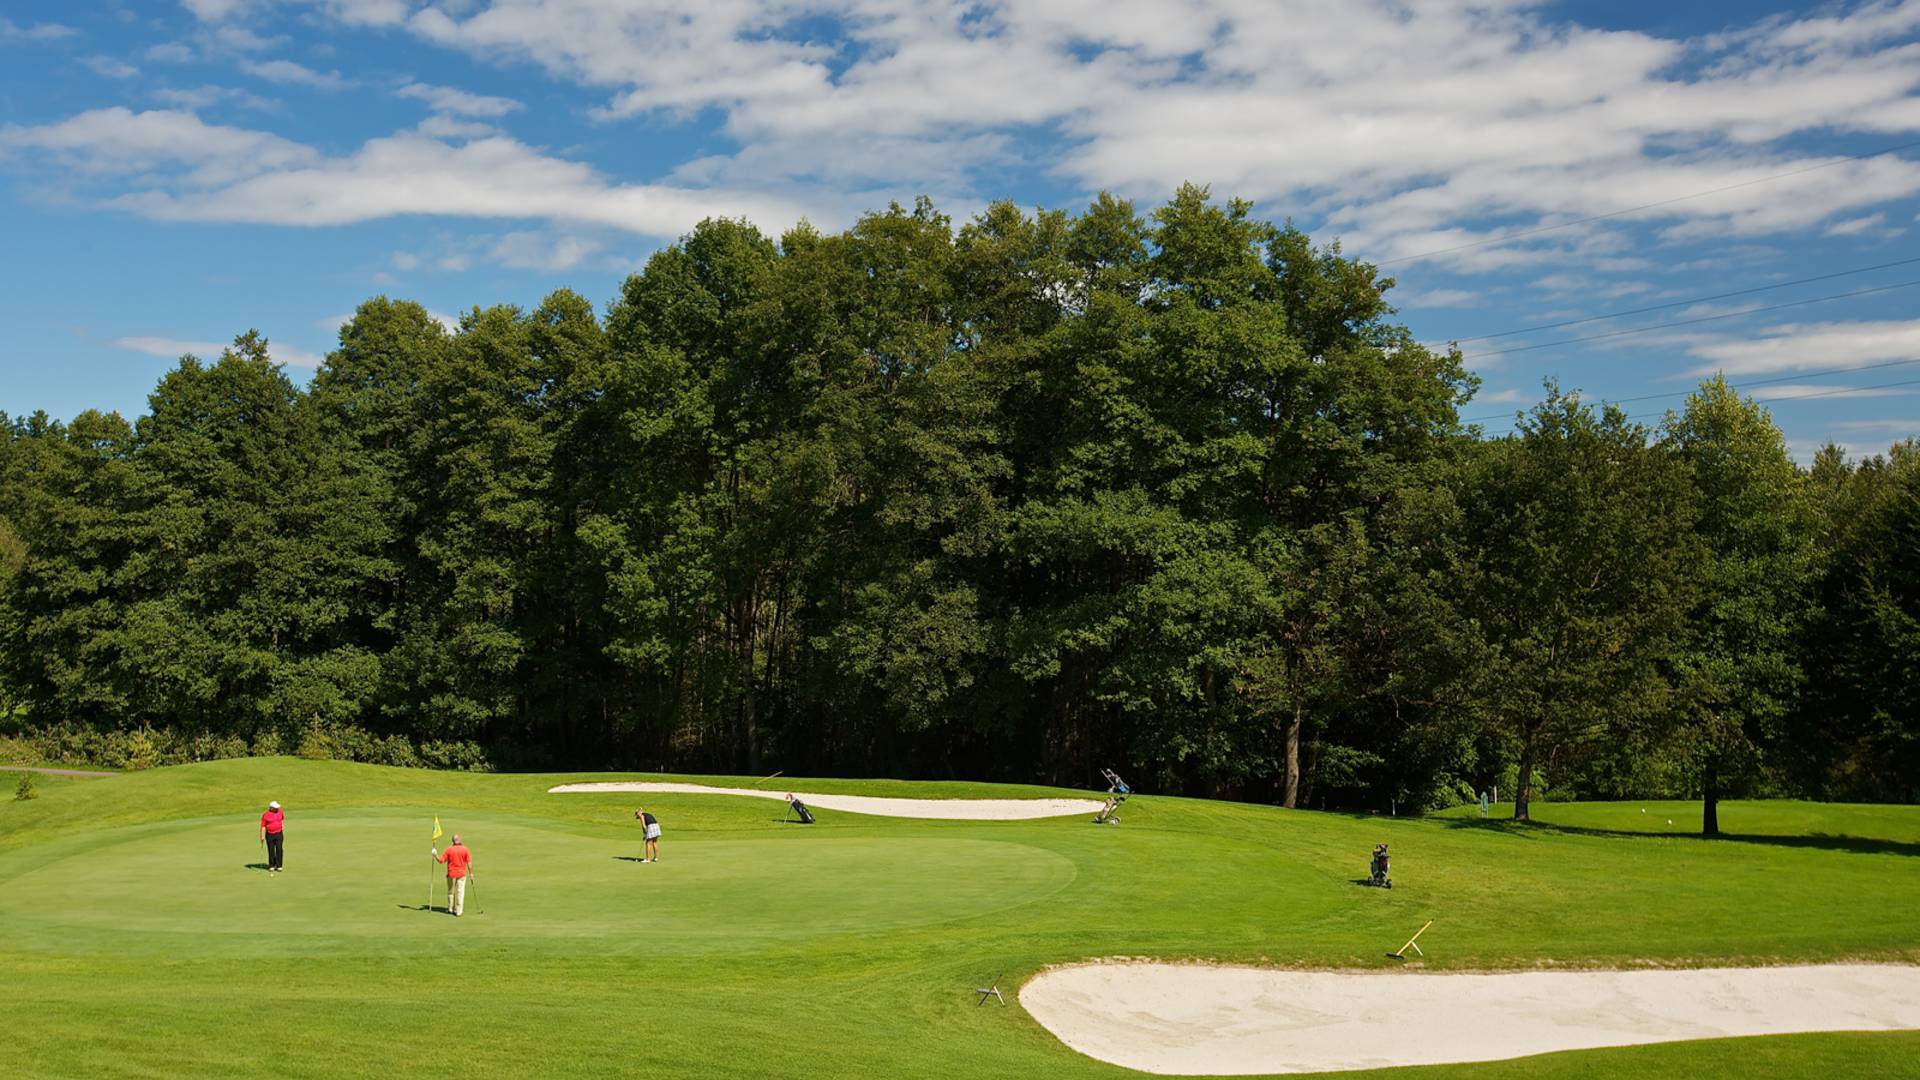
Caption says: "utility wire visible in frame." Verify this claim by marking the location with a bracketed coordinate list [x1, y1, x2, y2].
[1448, 255, 1920, 344]
[1461, 278, 1920, 361]
[1465, 362, 1920, 424]
[1377, 138, 1920, 266]
[1624, 375, 1920, 422]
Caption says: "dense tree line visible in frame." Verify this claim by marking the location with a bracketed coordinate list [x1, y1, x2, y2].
[2, 188, 1914, 817]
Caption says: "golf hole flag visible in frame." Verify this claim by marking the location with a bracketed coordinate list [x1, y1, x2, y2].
[432, 816, 444, 842]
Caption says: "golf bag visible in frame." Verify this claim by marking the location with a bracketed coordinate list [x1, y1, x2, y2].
[1368, 845, 1392, 888]
[786, 796, 816, 824]
[1094, 769, 1131, 825]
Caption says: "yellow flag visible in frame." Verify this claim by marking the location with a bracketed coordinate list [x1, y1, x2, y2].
[432, 816, 444, 841]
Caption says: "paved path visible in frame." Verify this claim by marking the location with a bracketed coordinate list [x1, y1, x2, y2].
[0, 764, 117, 779]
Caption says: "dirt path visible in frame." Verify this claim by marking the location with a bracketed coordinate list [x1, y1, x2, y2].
[1020, 961, 1920, 1074]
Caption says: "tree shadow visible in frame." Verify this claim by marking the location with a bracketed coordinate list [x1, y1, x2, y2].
[1435, 816, 1920, 857]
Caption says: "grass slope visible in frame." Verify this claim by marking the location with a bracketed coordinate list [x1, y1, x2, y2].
[3, 758, 1918, 1079]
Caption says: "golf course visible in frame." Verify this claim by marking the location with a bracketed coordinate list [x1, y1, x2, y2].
[4, 758, 1919, 1079]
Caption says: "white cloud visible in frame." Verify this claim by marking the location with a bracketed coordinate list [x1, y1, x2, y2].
[146, 42, 197, 63]
[211, 25, 288, 52]
[397, 82, 522, 118]
[1688, 319, 1920, 374]
[0, 108, 318, 186]
[0, 17, 77, 42]
[414, 114, 502, 140]
[240, 59, 347, 89]
[488, 230, 602, 271]
[1396, 288, 1480, 309]
[1749, 383, 1918, 400]
[1826, 212, 1892, 237]
[47, 120, 831, 237]
[114, 336, 224, 359]
[183, 0, 256, 19]
[1832, 416, 1920, 434]
[270, 343, 327, 368]
[115, 333, 324, 368]
[81, 56, 140, 79]
[153, 85, 279, 112]
[366, 0, 1920, 268]
[1472, 387, 1532, 405]
[323, 308, 461, 334]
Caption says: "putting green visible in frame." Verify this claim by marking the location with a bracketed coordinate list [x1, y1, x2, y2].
[0, 809, 1077, 954]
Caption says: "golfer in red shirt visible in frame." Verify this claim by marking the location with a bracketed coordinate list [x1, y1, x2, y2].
[433, 834, 474, 916]
[259, 800, 285, 872]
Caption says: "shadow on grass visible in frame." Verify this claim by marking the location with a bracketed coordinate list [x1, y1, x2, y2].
[396, 904, 444, 914]
[245, 862, 270, 871]
[612, 856, 647, 862]
[1434, 816, 1920, 857]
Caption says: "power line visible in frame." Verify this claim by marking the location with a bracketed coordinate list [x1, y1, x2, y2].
[1624, 374, 1920, 422]
[1447, 255, 1920, 344]
[1459, 353, 1920, 420]
[1377, 138, 1920, 266]
[1462, 357, 1920, 424]
[1461, 278, 1920, 361]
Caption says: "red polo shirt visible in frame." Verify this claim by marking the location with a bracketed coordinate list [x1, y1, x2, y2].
[437, 844, 472, 879]
[261, 808, 284, 834]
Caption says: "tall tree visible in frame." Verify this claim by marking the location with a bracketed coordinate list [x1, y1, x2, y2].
[1462, 388, 1697, 821]
[1661, 378, 1817, 835]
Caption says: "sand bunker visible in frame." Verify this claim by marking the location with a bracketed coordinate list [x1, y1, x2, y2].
[1020, 962, 1920, 1074]
[547, 781, 1104, 820]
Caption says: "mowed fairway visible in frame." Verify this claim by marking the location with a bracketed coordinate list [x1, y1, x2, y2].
[3, 759, 1920, 1079]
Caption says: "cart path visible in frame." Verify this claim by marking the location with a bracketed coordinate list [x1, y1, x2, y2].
[548, 781, 1105, 820]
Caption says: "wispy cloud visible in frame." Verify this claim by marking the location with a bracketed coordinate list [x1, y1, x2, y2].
[81, 56, 140, 80]
[1396, 288, 1480, 309]
[114, 336, 224, 359]
[152, 85, 279, 112]
[115, 333, 325, 368]
[397, 82, 522, 118]
[1, 16, 76, 43]
[1686, 319, 1920, 375]
[1832, 417, 1920, 434]
[1748, 382, 1919, 400]
[240, 59, 346, 90]
[0, 108, 833, 239]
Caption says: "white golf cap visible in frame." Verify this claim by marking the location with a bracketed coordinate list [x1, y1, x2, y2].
[269, 800, 280, 809]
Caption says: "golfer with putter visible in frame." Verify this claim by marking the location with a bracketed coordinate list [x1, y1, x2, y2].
[635, 807, 662, 863]
[432, 833, 474, 916]
[259, 800, 285, 873]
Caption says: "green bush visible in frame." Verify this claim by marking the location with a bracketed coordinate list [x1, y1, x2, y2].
[14, 771, 35, 801]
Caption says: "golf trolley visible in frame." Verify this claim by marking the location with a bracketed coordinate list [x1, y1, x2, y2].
[1367, 843, 1392, 889]
[1093, 769, 1130, 825]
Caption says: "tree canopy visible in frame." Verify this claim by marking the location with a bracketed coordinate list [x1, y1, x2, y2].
[1, 188, 1913, 814]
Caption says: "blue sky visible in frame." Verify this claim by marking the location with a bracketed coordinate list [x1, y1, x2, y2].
[4, 1, 1920, 460]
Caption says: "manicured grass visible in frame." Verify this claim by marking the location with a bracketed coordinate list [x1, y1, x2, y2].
[2, 758, 1917, 1079]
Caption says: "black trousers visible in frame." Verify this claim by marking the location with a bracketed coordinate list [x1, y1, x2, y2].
[265, 831, 284, 870]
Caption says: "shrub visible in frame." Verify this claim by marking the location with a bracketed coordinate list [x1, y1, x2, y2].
[14, 771, 35, 801]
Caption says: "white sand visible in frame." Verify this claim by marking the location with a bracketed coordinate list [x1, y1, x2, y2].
[546, 781, 1105, 820]
[1020, 962, 1920, 1075]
